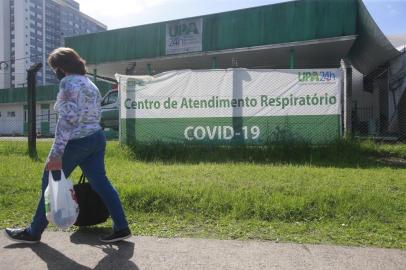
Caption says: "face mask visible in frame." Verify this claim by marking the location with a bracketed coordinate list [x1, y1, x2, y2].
[56, 69, 65, 80]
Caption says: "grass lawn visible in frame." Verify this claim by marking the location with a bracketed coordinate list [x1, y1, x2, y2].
[0, 140, 405, 249]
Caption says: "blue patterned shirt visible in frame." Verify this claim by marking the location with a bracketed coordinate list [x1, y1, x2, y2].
[48, 75, 102, 160]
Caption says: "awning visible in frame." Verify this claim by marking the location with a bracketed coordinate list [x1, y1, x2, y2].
[64, 0, 400, 78]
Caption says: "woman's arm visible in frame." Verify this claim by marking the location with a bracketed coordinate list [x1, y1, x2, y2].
[47, 80, 80, 169]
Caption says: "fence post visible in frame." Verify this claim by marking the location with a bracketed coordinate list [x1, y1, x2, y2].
[341, 59, 352, 138]
[93, 68, 97, 83]
[27, 63, 42, 158]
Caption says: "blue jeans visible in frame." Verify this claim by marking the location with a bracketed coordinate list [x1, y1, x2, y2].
[27, 130, 129, 238]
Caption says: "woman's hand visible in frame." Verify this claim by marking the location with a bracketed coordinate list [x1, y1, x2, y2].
[46, 157, 62, 171]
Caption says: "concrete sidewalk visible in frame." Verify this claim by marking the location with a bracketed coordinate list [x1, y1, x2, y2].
[1, 231, 405, 270]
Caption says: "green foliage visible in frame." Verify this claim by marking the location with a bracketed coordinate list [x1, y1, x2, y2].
[0, 140, 405, 249]
[125, 138, 382, 167]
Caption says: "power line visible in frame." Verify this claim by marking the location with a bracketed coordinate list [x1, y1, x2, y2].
[0, 66, 53, 74]
[0, 52, 48, 64]
[0, 72, 33, 74]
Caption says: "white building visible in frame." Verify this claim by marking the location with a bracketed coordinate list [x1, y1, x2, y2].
[0, 102, 57, 136]
[0, 0, 106, 89]
[0, 79, 114, 137]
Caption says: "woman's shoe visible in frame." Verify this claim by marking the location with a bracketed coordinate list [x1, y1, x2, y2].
[4, 228, 40, 244]
[100, 228, 131, 243]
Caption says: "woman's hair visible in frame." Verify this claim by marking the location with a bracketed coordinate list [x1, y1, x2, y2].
[47, 47, 87, 75]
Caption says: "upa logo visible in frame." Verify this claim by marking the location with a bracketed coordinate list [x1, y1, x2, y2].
[169, 21, 200, 37]
[166, 18, 202, 54]
[298, 71, 336, 83]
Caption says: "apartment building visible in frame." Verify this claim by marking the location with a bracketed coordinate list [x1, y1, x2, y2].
[0, 0, 106, 89]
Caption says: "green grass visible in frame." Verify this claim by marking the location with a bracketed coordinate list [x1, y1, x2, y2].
[0, 140, 406, 249]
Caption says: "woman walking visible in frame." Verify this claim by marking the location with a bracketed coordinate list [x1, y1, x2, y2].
[4, 48, 131, 243]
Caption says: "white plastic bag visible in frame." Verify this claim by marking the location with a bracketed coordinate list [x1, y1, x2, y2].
[44, 171, 79, 229]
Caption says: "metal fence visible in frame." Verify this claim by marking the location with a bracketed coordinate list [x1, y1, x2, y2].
[1, 66, 405, 145]
[117, 66, 406, 145]
[0, 112, 57, 141]
[351, 67, 406, 141]
[118, 69, 345, 146]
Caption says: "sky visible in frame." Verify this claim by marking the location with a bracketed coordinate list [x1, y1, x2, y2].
[76, 0, 406, 35]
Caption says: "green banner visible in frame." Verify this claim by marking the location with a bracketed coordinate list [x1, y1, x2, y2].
[117, 69, 342, 145]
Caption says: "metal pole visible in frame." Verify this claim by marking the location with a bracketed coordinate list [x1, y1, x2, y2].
[27, 63, 42, 158]
[93, 68, 97, 83]
[341, 59, 352, 137]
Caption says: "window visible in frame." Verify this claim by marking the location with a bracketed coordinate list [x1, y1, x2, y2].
[101, 91, 118, 106]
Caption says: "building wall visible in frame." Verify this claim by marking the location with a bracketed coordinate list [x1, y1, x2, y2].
[0, 1, 11, 89]
[43, 0, 61, 85]
[0, 102, 55, 136]
[0, 104, 24, 135]
[389, 53, 406, 135]
[12, 0, 30, 88]
[351, 68, 381, 135]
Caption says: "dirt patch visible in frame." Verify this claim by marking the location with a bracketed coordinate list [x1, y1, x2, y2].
[377, 156, 406, 167]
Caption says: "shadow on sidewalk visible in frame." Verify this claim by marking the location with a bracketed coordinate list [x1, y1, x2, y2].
[4, 231, 139, 270]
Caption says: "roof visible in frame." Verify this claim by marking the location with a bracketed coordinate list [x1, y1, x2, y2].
[65, 0, 399, 75]
[387, 34, 406, 51]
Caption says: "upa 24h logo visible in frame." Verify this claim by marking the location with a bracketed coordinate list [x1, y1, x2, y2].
[168, 21, 200, 37]
[298, 71, 336, 83]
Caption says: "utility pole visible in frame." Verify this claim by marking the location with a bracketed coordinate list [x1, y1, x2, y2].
[27, 63, 42, 158]
[341, 59, 352, 138]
